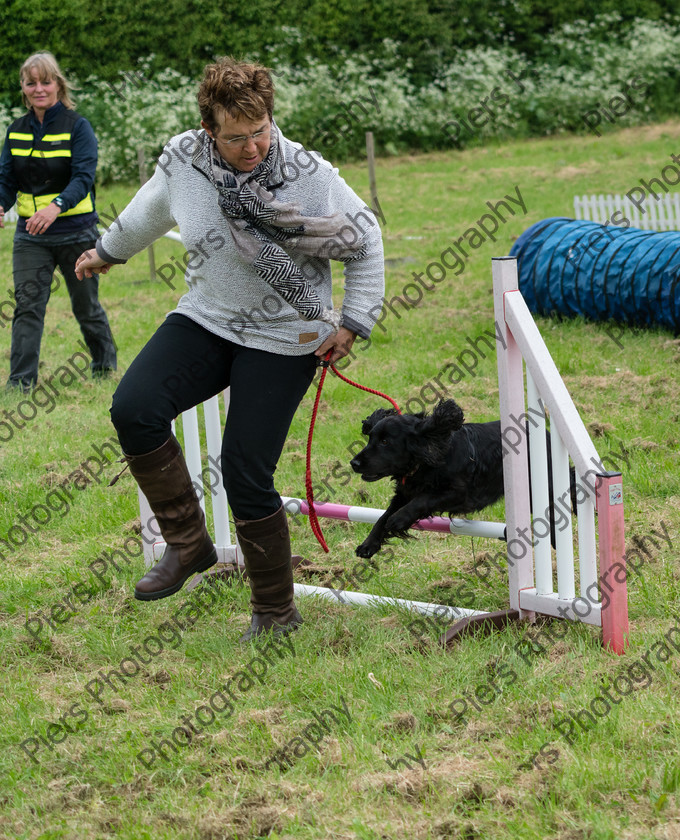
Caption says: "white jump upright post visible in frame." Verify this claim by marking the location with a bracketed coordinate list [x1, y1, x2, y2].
[493, 258, 535, 618]
[138, 391, 238, 567]
[493, 256, 629, 654]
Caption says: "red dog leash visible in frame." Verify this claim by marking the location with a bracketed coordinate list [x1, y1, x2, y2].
[305, 351, 401, 552]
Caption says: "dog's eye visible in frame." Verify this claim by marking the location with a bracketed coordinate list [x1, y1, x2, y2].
[379, 438, 389, 446]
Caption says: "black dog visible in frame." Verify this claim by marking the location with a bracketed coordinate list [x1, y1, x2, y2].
[350, 399, 574, 558]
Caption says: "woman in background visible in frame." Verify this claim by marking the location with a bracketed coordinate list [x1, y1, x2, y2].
[0, 51, 116, 391]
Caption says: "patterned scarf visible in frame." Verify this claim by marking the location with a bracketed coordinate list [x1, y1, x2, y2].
[196, 121, 369, 329]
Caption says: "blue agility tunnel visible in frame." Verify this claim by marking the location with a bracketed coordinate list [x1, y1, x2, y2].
[509, 217, 680, 332]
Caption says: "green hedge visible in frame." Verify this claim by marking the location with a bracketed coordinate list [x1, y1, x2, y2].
[0, 0, 679, 99]
[1, 15, 679, 183]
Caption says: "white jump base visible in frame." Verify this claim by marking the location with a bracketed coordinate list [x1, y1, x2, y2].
[286, 584, 483, 620]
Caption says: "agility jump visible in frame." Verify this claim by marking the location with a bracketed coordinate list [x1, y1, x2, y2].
[138, 257, 629, 653]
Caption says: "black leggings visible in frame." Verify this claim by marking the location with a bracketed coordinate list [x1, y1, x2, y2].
[111, 314, 317, 519]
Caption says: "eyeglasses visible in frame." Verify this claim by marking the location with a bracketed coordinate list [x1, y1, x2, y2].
[222, 125, 271, 148]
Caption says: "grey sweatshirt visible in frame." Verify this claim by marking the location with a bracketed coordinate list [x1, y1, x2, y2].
[97, 128, 385, 354]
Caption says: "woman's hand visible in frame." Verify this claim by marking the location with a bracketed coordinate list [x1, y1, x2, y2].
[0, 206, 5, 229]
[315, 326, 357, 366]
[25, 202, 61, 235]
[75, 249, 113, 280]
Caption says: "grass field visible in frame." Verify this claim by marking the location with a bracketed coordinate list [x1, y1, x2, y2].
[1, 120, 680, 840]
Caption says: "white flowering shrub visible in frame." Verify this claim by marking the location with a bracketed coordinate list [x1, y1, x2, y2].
[0, 101, 24, 143]
[523, 15, 680, 134]
[414, 47, 536, 144]
[74, 59, 200, 183]
[273, 41, 417, 159]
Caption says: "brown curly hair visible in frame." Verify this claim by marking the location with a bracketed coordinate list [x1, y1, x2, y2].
[197, 58, 274, 134]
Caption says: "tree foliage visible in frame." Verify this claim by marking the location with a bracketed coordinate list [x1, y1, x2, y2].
[1, 0, 679, 102]
[3, 14, 678, 184]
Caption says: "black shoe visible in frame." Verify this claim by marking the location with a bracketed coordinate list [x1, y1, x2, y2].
[5, 380, 33, 394]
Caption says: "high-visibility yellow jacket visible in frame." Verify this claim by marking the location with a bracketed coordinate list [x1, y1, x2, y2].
[0, 102, 98, 233]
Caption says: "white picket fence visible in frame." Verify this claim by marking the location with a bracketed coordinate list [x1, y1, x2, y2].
[574, 193, 680, 231]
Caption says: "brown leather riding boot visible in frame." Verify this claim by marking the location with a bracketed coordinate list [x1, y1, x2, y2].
[234, 505, 303, 643]
[128, 435, 217, 600]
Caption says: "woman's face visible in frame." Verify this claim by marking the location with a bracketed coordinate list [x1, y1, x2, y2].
[201, 110, 271, 172]
[21, 67, 59, 113]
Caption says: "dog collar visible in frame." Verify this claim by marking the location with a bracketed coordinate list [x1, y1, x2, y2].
[401, 465, 419, 485]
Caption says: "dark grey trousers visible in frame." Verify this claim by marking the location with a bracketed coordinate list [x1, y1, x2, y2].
[8, 227, 117, 389]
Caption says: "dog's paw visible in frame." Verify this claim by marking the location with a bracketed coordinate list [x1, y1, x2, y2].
[355, 539, 380, 558]
[386, 511, 417, 535]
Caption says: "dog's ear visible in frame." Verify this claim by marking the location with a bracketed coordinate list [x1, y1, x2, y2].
[431, 400, 465, 431]
[362, 408, 397, 436]
[412, 400, 465, 464]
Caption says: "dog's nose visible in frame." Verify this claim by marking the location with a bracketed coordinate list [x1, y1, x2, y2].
[350, 456, 361, 472]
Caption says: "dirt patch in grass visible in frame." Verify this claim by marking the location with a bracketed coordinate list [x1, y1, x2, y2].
[197, 794, 284, 840]
[383, 711, 418, 733]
